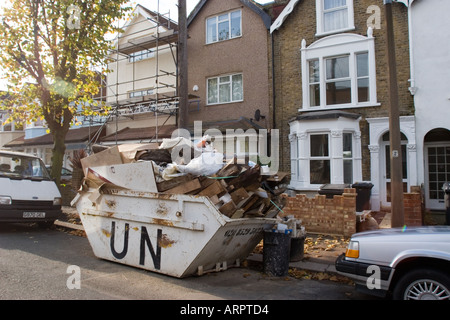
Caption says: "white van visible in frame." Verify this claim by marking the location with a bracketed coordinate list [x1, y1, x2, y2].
[0, 150, 62, 227]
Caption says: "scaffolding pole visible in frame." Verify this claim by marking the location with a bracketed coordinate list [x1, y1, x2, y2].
[87, 1, 180, 148]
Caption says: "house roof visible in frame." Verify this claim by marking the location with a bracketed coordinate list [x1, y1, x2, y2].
[270, 0, 413, 33]
[114, 4, 179, 56]
[101, 125, 178, 143]
[270, 0, 302, 33]
[4, 125, 106, 148]
[188, 0, 272, 30]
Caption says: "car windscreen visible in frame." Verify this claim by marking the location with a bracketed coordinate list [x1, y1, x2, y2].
[0, 153, 52, 180]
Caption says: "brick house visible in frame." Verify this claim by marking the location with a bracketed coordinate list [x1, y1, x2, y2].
[186, 0, 272, 143]
[269, 0, 414, 211]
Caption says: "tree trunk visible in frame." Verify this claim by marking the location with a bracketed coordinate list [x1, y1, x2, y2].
[51, 130, 67, 187]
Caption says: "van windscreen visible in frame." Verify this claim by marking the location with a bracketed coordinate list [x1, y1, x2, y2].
[0, 153, 51, 180]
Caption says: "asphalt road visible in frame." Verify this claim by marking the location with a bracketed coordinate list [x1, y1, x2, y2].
[0, 223, 373, 303]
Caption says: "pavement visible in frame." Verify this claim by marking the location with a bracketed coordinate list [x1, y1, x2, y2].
[55, 206, 369, 276]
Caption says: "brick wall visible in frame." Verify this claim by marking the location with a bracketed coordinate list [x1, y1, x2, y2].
[404, 192, 423, 226]
[271, 0, 413, 176]
[281, 188, 357, 237]
[281, 189, 423, 237]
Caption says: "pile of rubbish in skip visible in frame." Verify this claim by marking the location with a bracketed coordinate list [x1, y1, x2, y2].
[78, 135, 291, 221]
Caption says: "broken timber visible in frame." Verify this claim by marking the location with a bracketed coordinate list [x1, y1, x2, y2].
[156, 163, 289, 219]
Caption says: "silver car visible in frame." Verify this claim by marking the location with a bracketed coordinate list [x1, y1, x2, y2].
[335, 226, 450, 300]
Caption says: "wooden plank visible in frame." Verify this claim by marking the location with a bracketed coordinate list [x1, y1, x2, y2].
[230, 209, 245, 219]
[197, 180, 227, 198]
[165, 178, 201, 194]
[266, 172, 289, 183]
[209, 194, 221, 205]
[230, 187, 250, 204]
[218, 200, 237, 217]
[228, 166, 261, 190]
[241, 194, 260, 212]
[198, 176, 216, 189]
[217, 163, 241, 178]
[157, 174, 193, 192]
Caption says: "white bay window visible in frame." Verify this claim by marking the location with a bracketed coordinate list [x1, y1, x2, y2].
[289, 112, 362, 190]
[301, 30, 378, 111]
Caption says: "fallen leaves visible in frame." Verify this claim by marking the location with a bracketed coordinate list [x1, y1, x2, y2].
[289, 268, 353, 285]
[304, 235, 349, 257]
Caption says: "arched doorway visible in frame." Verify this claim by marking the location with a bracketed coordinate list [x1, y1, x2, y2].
[367, 116, 416, 211]
[424, 128, 450, 210]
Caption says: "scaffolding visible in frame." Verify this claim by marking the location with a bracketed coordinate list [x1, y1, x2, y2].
[83, 2, 184, 149]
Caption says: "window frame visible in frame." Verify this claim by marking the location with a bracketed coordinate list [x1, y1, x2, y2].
[343, 131, 354, 184]
[309, 133, 331, 185]
[315, 0, 355, 36]
[289, 118, 363, 191]
[324, 54, 352, 106]
[206, 9, 242, 45]
[128, 49, 155, 63]
[206, 73, 244, 105]
[301, 32, 378, 111]
[129, 88, 154, 98]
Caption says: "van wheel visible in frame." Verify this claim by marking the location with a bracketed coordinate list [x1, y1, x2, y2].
[393, 268, 450, 300]
[38, 221, 55, 228]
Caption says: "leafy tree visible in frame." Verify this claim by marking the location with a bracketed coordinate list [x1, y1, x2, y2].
[0, 0, 132, 184]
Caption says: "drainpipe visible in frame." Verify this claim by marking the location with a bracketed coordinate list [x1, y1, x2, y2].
[407, 0, 416, 95]
[396, 0, 416, 95]
[271, 32, 276, 129]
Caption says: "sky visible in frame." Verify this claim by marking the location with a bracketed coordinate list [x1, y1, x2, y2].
[0, 0, 275, 91]
[136, 0, 275, 20]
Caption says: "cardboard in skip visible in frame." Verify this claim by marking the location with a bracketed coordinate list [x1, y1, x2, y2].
[80, 144, 159, 200]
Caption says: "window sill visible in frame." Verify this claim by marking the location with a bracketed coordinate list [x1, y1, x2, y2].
[315, 26, 356, 38]
[206, 100, 244, 107]
[299, 102, 380, 113]
[205, 35, 242, 46]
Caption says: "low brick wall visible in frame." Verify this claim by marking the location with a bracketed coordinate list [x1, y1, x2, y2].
[281, 188, 423, 237]
[281, 188, 357, 237]
[404, 192, 423, 226]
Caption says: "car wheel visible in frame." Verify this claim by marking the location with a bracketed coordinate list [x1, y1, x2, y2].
[393, 268, 450, 300]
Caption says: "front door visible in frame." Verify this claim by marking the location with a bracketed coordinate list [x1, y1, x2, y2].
[425, 144, 450, 210]
[380, 132, 408, 208]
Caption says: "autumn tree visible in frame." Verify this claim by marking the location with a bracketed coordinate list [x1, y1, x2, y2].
[0, 0, 131, 184]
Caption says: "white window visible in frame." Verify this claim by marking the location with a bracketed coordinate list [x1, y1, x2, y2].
[310, 133, 330, 184]
[206, 10, 242, 44]
[129, 49, 155, 63]
[207, 73, 243, 105]
[343, 132, 353, 184]
[129, 89, 154, 98]
[316, 0, 355, 36]
[289, 115, 362, 190]
[301, 31, 378, 110]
